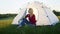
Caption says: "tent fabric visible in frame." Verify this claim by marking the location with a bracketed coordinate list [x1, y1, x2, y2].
[12, 8, 27, 25]
[12, 1, 59, 26]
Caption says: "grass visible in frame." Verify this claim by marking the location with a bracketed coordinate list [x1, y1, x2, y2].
[0, 16, 60, 34]
[58, 16, 60, 19]
[0, 17, 13, 28]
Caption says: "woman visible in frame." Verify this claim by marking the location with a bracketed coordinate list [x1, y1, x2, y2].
[18, 8, 36, 27]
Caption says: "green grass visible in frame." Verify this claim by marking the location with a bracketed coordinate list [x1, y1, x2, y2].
[0, 17, 60, 34]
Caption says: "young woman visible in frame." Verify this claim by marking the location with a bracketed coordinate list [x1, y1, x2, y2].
[18, 8, 36, 27]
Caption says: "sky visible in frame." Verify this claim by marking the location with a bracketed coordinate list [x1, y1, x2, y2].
[0, 0, 60, 14]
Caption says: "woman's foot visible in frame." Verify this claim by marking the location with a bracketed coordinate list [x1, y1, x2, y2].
[17, 25, 22, 28]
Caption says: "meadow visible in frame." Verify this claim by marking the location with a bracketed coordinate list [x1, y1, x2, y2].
[0, 16, 60, 34]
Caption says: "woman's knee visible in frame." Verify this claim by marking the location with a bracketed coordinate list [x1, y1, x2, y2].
[23, 18, 27, 21]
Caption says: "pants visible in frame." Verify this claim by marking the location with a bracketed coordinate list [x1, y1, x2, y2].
[19, 18, 36, 26]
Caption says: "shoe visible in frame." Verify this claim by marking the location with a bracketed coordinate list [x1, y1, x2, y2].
[17, 25, 22, 28]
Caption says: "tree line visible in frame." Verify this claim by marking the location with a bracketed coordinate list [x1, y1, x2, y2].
[0, 10, 60, 19]
[0, 14, 17, 19]
[53, 10, 60, 16]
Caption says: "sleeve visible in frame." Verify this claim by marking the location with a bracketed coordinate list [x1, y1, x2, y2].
[33, 15, 36, 22]
[25, 14, 29, 18]
[34, 15, 36, 20]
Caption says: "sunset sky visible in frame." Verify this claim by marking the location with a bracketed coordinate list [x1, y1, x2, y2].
[0, 0, 60, 14]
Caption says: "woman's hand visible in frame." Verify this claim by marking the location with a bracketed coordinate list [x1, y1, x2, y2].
[22, 16, 25, 18]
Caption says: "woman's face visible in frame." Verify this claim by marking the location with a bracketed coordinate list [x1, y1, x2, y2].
[28, 9, 33, 14]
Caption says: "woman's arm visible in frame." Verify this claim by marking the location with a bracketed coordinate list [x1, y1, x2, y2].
[25, 14, 29, 18]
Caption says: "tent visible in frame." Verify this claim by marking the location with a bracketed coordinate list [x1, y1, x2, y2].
[12, 1, 59, 26]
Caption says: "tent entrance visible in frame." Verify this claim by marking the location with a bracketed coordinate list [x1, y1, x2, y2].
[26, 7, 39, 21]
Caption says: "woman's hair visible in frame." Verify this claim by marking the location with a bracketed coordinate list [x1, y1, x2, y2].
[29, 8, 33, 11]
[29, 8, 33, 12]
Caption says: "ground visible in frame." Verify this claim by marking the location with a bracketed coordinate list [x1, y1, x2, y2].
[0, 16, 60, 34]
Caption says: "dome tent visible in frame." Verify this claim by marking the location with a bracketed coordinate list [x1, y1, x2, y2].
[12, 1, 59, 26]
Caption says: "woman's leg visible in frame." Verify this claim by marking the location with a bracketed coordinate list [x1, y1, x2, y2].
[19, 18, 36, 26]
[19, 18, 30, 26]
